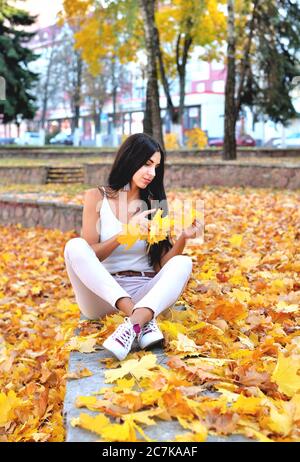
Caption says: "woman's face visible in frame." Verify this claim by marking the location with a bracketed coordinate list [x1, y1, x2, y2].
[131, 151, 161, 189]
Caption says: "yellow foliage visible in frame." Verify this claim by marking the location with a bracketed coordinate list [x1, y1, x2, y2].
[271, 353, 300, 398]
[164, 133, 179, 150]
[105, 354, 158, 383]
[1, 185, 300, 442]
[185, 128, 208, 149]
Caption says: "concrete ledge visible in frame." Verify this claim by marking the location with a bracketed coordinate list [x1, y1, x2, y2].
[0, 166, 48, 184]
[0, 196, 82, 232]
[63, 313, 252, 442]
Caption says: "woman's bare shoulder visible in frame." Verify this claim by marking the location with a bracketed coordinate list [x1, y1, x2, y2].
[84, 186, 104, 200]
[83, 187, 105, 211]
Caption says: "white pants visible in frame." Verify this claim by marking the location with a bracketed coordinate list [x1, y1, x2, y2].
[63, 237, 193, 320]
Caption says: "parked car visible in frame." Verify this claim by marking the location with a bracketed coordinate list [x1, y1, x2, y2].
[264, 133, 300, 148]
[14, 132, 43, 146]
[0, 137, 15, 145]
[208, 134, 256, 147]
[49, 132, 73, 145]
[263, 137, 281, 148]
[283, 133, 300, 147]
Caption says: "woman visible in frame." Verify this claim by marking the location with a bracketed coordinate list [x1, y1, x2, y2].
[64, 133, 201, 361]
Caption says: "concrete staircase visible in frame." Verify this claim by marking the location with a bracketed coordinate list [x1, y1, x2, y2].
[47, 167, 84, 184]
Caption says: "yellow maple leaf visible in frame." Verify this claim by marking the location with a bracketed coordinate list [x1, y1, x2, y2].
[65, 367, 93, 379]
[231, 395, 262, 415]
[271, 352, 300, 397]
[239, 255, 261, 270]
[273, 301, 299, 313]
[31, 285, 43, 295]
[158, 320, 187, 339]
[228, 270, 249, 286]
[123, 408, 162, 426]
[71, 413, 110, 436]
[230, 288, 251, 304]
[105, 353, 157, 383]
[177, 417, 207, 441]
[170, 333, 200, 353]
[100, 419, 137, 442]
[290, 394, 300, 421]
[0, 391, 24, 426]
[147, 209, 171, 245]
[116, 223, 142, 250]
[229, 234, 243, 247]
[67, 334, 98, 353]
[262, 401, 293, 436]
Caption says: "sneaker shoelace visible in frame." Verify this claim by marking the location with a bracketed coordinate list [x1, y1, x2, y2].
[112, 319, 135, 348]
[141, 319, 158, 335]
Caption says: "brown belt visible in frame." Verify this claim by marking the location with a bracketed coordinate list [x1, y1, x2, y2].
[112, 270, 156, 278]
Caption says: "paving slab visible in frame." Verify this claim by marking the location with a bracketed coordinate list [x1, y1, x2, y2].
[63, 311, 253, 443]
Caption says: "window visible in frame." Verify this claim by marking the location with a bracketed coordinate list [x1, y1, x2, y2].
[212, 80, 225, 93]
[196, 82, 205, 93]
[183, 106, 201, 130]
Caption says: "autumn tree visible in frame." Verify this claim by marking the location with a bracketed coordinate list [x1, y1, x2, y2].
[223, 0, 300, 160]
[33, 26, 65, 130]
[59, 0, 142, 137]
[138, 0, 164, 146]
[156, 0, 226, 128]
[0, 0, 39, 129]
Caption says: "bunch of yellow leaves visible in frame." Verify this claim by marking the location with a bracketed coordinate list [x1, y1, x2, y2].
[117, 207, 198, 249]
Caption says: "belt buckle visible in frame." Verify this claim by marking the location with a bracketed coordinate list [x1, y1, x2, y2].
[141, 271, 145, 277]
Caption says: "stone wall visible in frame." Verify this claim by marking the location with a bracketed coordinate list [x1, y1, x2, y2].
[0, 166, 48, 184]
[85, 162, 300, 190]
[1, 161, 300, 190]
[1, 147, 300, 159]
[0, 197, 82, 233]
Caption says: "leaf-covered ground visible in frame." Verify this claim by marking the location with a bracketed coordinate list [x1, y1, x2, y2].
[0, 186, 300, 442]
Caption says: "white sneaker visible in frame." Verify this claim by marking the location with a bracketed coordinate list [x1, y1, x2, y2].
[102, 317, 136, 361]
[138, 319, 164, 349]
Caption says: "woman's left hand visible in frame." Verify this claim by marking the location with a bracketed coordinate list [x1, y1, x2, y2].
[182, 218, 203, 239]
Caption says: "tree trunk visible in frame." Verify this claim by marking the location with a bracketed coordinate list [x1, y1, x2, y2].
[94, 108, 101, 135]
[41, 41, 55, 129]
[73, 51, 82, 130]
[139, 0, 164, 148]
[235, 0, 259, 115]
[223, 0, 237, 160]
[111, 58, 118, 130]
[156, 30, 177, 124]
[143, 81, 153, 135]
[176, 31, 193, 125]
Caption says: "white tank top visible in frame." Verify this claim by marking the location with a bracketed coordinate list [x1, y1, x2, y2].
[98, 187, 154, 273]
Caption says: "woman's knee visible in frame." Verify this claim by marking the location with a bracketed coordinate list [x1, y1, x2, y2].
[64, 237, 90, 260]
[168, 255, 193, 275]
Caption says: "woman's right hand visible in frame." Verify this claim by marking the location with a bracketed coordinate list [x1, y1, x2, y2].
[128, 208, 157, 235]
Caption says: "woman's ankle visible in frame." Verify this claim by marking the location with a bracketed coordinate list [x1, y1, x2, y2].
[115, 297, 134, 316]
[130, 307, 154, 327]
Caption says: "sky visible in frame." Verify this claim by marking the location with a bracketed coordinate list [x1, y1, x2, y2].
[16, 0, 64, 28]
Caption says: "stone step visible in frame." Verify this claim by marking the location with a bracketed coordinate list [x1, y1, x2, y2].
[47, 167, 84, 184]
[48, 167, 84, 172]
[48, 171, 83, 175]
[46, 179, 83, 184]
[47, 174, 84, 178]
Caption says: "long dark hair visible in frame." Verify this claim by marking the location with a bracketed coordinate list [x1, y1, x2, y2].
[102, 132, 173, 270]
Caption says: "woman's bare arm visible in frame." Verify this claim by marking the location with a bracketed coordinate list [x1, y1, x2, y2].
[80, 188, 122, 261]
